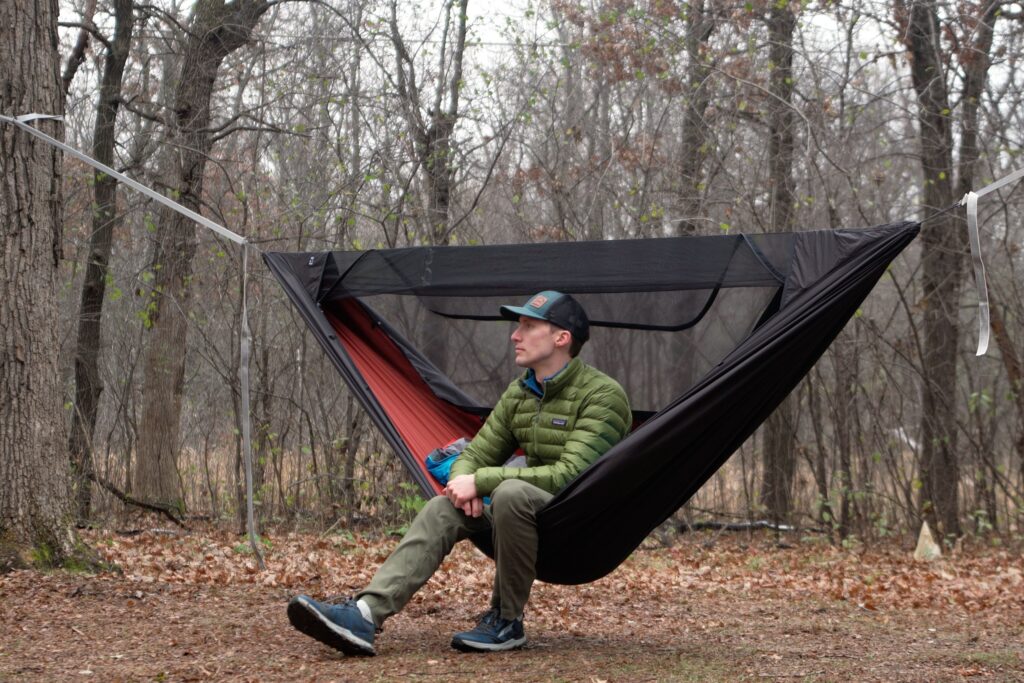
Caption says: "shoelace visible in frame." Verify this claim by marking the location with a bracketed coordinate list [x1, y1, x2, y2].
[475, 608, 499, 626]
[323, 594, 383, 634]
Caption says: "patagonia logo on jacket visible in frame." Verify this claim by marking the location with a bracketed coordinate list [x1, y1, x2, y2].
[551, 418, 567, 427]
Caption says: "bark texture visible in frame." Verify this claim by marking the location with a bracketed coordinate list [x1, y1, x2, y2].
[902, 0, 998, 537]
[0, 0, 76, 567]
[905, 1, 962, 538]
[760, 1, 799, 524]
[389, 0, 469, 247]
[68, 0, 135, 522]
[989, 299, 1024, 469]
[134, 0, 269, 507]
[388, 0, 469, 370]
[675, 0, 715, 237]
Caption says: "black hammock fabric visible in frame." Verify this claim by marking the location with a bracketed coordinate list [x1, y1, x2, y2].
[264, 220, 920, 585]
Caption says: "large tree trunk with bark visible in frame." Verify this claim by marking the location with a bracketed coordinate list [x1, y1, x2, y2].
[760, 1, 799, 525]
[134, 0, 269, 507]
[68, 0, 135, 523]
[0, 0, 78, 570]
[902, 0, 998, 538]
[667, 0, 717, 406]
[905, 0, 962, 539]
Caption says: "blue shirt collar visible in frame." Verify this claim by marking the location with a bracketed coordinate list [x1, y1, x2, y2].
[524, 362, 569, 397]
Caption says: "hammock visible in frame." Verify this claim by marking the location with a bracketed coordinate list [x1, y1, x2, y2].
[264, 220, 919, 585]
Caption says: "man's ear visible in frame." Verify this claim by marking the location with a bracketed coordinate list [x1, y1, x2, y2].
[553, 329, 572, 349]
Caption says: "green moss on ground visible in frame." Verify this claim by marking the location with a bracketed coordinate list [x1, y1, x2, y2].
[0, 535, 29, 574]
[1, 533, 114, 575]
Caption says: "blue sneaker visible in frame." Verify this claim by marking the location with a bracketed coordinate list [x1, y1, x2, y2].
[287, 595, 376, 656]
[451, 608, 527, 652]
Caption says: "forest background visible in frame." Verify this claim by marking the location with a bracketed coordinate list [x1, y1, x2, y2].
[4, 1, 1024, 679]
[5, 0, 1024, 559]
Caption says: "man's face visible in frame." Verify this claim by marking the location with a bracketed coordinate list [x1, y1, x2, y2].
[510, 316, 565, 369]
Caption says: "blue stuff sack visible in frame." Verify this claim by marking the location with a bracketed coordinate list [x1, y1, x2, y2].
[424, 437, 470, 487]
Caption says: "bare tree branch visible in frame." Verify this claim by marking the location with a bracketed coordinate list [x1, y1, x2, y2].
[62, 0, 103, 94]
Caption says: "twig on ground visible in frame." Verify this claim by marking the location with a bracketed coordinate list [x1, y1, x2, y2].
[318, 515, 346, 539]
[114, 528, 183, 537]
[678, 520, 825, 534]
[758, 673, 825, 678]
[88, 472, 186, 528]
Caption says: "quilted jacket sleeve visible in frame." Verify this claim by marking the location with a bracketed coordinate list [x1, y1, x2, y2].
[473, 383, 631, 496]
[448, 384, 519, 480]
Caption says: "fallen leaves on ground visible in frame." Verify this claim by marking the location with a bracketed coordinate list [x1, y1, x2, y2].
[82, 527, 1024, 615]
[1, 527, 1021, 682]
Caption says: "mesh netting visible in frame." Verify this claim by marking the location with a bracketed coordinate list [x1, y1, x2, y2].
[307, 233, 794, 413]
[359, 285, 778, 412]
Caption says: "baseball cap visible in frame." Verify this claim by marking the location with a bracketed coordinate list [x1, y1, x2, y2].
[499, 290, 590, 343]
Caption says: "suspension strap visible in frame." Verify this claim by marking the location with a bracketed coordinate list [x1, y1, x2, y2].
[1, 112, 262, 565]
[0, 113, 246, 244]
[959, 166, 1024, 356]
[962, 191, 989, 356]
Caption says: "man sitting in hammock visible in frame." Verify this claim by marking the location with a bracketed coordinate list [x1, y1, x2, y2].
[287, 290, 632, 654]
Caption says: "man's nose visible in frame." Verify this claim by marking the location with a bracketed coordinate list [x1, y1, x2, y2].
[511, 326, 522, 342]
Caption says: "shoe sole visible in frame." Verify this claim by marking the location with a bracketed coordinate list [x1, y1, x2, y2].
[450, 635, 527, 653]
[287, 597, 376, 656]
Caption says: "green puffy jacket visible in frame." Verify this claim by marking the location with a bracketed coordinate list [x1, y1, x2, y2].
[450, 357, 631, 496]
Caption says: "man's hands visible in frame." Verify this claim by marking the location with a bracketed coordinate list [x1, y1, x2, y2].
[445, 474, 484, 517]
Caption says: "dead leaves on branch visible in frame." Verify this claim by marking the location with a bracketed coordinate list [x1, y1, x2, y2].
[82, 529, 1023, 619]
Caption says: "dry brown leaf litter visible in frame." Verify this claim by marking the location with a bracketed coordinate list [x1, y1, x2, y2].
[1, 528, 1021, 682]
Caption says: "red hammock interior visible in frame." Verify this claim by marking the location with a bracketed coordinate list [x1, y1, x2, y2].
[326, 298, 484, 494]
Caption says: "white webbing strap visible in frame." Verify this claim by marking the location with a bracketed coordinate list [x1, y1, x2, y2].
[2, 112, 259, 554]
[962, 191, 990, 356]
[0, 113, 246, 245]
[972, 166, 1024, 200]
[959, 167, 1024, 357]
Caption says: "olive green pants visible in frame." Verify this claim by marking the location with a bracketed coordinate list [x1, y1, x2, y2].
[356, 479, 552, 627]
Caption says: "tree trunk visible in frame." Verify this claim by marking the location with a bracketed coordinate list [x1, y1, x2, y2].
[134, 0, 269, 508]
[805, 370, 835, 535]
[906, 0, 960, 537]
[989, 299, 1024, 470]
[953, 1, 1000, 535]
[61, 0, 98, 94]
[388, 0, 468, 370]
[675, 0, 715, 237]
[68, 0, 134, 523]
[341, 394, 365, 527]
[389, 0, 468, 247]
[760, 1, 799, 525]
[834, 329, 858, 538]
[826, 201, 856, 538]
[253, 312, 273, 521]
[0, 0, 77, 569]
[666, 1, 716, 401]
[902, 0, 998, 538]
